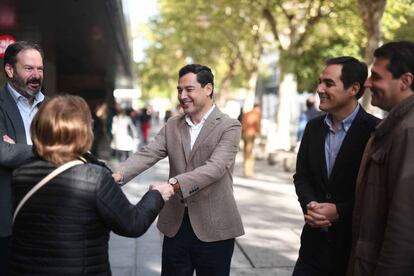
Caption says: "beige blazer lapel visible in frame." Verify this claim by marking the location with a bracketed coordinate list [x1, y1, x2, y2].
[179, 118, 191, 163]
[188, 107, 220, 162]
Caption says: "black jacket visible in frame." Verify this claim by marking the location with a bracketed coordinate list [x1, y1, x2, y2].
[10, 158, 164, 275]
[294, 107, 379, 275]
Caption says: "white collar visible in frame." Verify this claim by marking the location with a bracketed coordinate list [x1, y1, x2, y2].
[185, 104, 216, 127]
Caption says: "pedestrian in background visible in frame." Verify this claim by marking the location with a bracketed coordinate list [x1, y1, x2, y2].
[113, 64, 244, 276]
[10, 95, 174, 275]
[347, 41, 414, 276]
[111, 107, 139, 161]
[139, 106, 152, 144]
[241, 103, 261, 177]
[297, 95, 322, 142]
[0, 41, 46, 273]
[293, 56, 379, 276]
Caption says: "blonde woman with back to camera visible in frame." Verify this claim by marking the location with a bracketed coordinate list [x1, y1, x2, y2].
[8, 95, 174, 275]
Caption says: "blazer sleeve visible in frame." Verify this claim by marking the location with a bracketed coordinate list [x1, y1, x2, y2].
[175, 119, 241, 199]
[95, 169, 164, 237]
[293, 122, 318, 214]
[118, 125, 168, 183]
[0, 141, 33, 168]
[0, 108, 33, 168]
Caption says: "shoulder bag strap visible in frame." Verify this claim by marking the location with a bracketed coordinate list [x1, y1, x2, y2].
[13, 160, 85, 224]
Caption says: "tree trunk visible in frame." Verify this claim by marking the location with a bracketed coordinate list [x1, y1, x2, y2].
[358, 0, 387, 111]
[217, 74, 233, 107]
[243, 71, 259, 111]
[273, 72, 296, 151]
[216, 57, 238, 106]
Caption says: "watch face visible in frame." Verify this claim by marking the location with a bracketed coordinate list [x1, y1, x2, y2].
[169, 178, 177, 185]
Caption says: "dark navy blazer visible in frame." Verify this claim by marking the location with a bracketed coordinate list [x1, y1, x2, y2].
[294, 107, 379, 274]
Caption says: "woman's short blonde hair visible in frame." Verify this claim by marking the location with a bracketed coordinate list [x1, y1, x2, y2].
[31, 95, 93, 165]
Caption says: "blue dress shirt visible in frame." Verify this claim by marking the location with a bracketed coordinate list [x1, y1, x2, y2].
[324, 104, 360, 178]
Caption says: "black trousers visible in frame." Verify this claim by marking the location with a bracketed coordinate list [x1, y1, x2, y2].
[161, 210, 235, 276]
[0, 236, 11, 276]
[294, 226, 349, 276]
[293, 257, 332, 276]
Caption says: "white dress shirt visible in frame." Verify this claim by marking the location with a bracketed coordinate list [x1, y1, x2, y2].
[185, 104, 216, 150]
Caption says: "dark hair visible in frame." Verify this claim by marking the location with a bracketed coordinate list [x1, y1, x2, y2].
[3, 41, 44, 70]
[374, 41, 414, 91]
[325, 56, 368, 99]
[178, 64, 214, 98]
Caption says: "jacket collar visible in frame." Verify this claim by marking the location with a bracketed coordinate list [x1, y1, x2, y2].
[323, 107, 372, 183]
[179, 107, 223, 163]
[374, 94, 414, 139]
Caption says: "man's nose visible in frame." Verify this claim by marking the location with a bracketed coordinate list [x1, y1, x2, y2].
[316, 84, 324, 94]
[32, 69, 42, 79]
[364, 78, 371, 88]
[178, 90, 187, 99]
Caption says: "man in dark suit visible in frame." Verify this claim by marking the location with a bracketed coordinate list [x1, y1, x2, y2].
[293, 56, 379, 276]
[0, 41, 46, 273]
[113, 64, 244, 276]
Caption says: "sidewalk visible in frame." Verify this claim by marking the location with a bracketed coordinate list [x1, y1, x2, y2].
[230, 155, 302, 275]
[104, 120, 303, 275]
[107, 150, 303, 276]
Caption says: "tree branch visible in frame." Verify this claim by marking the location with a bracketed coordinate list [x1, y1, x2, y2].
[293, 0, 329, 50]
[262, 7, 280, 43]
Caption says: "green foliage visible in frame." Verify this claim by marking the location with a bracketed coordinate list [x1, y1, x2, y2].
[137, 0, 267, 99]
[291, 0, 366, 91]
[256, 0, 367, 92]
[383, 0, 414, 42]
[136, 0, 414, 96]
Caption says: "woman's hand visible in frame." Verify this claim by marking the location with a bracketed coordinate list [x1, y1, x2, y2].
[150, 183, 174, 202]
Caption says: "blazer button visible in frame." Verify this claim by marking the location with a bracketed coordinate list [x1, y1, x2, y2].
[326, 193, 332, 200]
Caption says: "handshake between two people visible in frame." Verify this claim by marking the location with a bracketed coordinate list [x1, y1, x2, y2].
[148, 182, 175, 202]
[304, 201, 338, 229]
[112, 172, 175, 202]
[3, 133, 176, 202]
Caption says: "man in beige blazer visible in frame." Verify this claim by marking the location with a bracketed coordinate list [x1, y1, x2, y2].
[113, 64, 244, 276]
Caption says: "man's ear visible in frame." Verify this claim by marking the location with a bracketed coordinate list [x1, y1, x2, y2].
[348, 82, 360, 97]
[205, 83, 213, 97]
[4, 64, 14, 79]
[400, 72, 413, 91]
